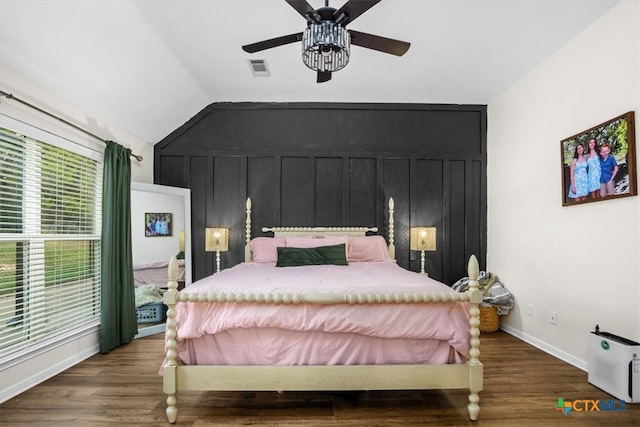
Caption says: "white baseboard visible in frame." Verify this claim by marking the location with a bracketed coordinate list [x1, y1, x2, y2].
[0, 328, 100, 403]
[499, 324, 588, 372]
[135, 323, 165, 338]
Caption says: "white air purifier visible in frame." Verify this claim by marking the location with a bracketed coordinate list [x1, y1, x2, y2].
[588, 331, 640, 403]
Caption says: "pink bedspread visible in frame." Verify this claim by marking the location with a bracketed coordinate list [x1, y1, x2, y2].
[173, 261, 470, 366]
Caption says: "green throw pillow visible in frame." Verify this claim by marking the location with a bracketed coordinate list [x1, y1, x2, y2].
[276, 244, 348, 267]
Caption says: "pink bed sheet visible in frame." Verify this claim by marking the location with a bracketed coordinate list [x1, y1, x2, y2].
[172, 261, 471, 366]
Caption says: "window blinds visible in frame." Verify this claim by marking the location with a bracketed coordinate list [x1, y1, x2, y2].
[0, 122, 102, 358]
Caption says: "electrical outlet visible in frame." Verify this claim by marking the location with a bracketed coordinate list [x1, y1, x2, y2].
[527, 304, 534, 317]
[550, 311, 557, 325]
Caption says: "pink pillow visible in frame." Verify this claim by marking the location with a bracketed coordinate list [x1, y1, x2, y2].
[285, 236, 348, 248]
[250, 237, 285, 263]
[347, 236, 391, 262]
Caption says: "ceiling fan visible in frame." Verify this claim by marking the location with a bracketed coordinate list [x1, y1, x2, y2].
[242, 0, 410, 83]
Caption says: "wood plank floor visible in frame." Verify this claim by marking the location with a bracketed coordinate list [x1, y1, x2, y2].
[1, 330, 638, 426]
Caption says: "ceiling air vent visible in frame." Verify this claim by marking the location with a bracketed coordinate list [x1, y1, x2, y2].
[248, 59, 270, 77]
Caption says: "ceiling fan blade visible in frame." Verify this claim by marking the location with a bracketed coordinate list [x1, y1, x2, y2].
[348, 30, 410, 56]
[242, 33, 303, 53]
[317, 71, 332, 83]
[333, 0, 381, 26]
[285, 0, 321, 22]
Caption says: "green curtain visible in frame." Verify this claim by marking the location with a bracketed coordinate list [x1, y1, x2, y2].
[99, 141, 137, 353]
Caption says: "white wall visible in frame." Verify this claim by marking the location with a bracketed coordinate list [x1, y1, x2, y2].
[0, 64, 154, 183]
[488, 0, 639, 369]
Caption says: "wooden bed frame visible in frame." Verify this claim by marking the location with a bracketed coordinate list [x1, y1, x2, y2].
[162, 198, 483, 423]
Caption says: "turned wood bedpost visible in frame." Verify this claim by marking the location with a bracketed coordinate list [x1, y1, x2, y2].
[466, 254, 482, 421]
[163, 256, 180, 423]
[245, 198, 252, 262]
[388, 197, 395, 259]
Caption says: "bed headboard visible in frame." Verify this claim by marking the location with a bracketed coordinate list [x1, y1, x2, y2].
[244, 197, 396, 261]
[262, 227, 378, 237]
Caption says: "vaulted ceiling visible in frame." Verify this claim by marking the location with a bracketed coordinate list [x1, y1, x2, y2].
[0, 0, 619, 143]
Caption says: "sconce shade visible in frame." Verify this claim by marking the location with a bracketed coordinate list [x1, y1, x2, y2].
[205, 228, 229, 252]
[410, 227, 436, 251]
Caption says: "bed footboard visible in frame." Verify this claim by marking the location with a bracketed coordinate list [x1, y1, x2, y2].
[162, 254, 482, 423]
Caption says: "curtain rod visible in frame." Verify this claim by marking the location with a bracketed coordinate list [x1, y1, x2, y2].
[0, 90, 143, 161]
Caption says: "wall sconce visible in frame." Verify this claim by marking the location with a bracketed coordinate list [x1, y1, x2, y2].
[205, 227, 229, 273]
[177, 230, 185, 259]
[410, 227, 437, 276]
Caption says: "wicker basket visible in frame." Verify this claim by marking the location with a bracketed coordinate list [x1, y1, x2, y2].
[478, 305, 499, 332]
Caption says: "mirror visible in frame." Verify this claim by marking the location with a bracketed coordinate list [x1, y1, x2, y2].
[131, 182, 191, 337]
[130, 182, 191, 284]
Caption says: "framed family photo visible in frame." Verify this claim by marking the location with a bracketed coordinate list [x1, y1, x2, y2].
[145, 212, 172, 236]
[560, 111, 636, 206]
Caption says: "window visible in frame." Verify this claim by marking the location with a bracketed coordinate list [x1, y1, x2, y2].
[0, 117, 102, 358]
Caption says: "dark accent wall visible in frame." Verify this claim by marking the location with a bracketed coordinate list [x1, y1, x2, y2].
[155, 102, 486, 284]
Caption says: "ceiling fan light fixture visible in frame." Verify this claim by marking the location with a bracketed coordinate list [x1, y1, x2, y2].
[301, 21, 350, 72]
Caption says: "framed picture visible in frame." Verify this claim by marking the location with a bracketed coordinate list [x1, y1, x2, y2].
[561, 111, 636, 206]
[145, 212, 172, 236]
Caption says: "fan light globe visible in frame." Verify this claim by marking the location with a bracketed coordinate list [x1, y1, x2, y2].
[302, 21, 350, 72]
